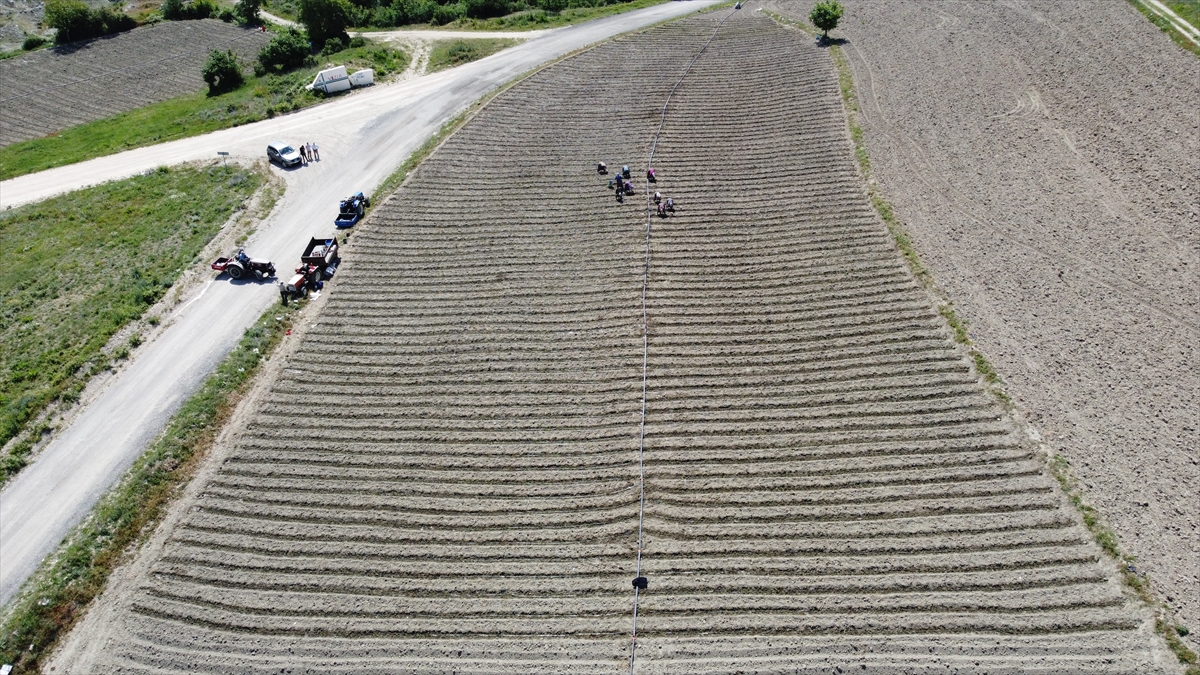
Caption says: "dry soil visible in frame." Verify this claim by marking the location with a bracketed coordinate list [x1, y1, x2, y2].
[49, 8, 1179, 673]
[765, 0, 1199, 652]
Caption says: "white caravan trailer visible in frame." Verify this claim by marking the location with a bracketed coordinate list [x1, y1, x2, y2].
[306, 66, 374, 94]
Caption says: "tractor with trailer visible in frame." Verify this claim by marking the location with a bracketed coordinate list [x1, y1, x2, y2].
[280, 237, 341, 305]
[335, 192, 370, 228]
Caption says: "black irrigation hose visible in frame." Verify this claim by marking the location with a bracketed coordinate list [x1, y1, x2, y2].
[628, 4, 743, 673]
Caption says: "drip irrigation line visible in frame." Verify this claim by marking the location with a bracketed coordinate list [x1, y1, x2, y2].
[627, 5, 742, 673]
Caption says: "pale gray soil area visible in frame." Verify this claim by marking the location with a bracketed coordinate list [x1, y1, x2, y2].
[766, 0, 1200, 652]
[0, 19, 270, 147]
[51, 9, 1175, 673]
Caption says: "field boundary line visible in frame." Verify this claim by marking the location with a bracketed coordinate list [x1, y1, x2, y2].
[628, 5, 741, 672]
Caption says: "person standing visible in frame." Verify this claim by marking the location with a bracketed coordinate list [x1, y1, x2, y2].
[312, 142, 320, 161]
[299, 143, 309, 164]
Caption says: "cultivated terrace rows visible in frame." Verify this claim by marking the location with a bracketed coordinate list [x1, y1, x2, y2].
[68, 9, 1168, 673]
[0, 20, 269, 147]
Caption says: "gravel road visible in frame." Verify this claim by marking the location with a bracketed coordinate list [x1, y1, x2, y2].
[0, 0, 721, 611]
[766, 0, 1199, 651]
[51, 8, 1172, 672]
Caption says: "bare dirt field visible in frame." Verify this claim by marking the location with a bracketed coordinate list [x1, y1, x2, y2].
[0, 20, 269, 147]
[52, 8, 1176, 673]
[764, 0, 1200, 651]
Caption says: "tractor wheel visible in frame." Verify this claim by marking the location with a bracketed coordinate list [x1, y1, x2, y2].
[227, 263, 245, 280]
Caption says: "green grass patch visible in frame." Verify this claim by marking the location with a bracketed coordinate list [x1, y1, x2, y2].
[0, 164, 264, 481]
[1127, 0, 1200, 57]
[442, 0, 670, 31]
[0, 42, 407, 181]
[0, 300, 302, 672]
[428, 37, 519, 72]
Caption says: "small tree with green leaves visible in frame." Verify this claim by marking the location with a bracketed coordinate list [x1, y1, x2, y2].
[257, 27, 310, 73]
[234, 0, 262, 24]
[201, 49, 243, 95]
[809, 0, 843, 39]
[298, 0, 352, 49]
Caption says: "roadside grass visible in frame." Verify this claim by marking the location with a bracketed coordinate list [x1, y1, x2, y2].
[428, 37, 519, 71]
[446, 0, 670, 30]
[1127, 0, 1200, 57]
[0, 41, 407, 181]
[763, 10, 1199, 671]
[0, 164, 264, 483]
[0, 300, 303, 673]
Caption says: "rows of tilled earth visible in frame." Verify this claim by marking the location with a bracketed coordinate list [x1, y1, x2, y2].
[71, 9, 1166, 673]
[0, 19, 269, 147]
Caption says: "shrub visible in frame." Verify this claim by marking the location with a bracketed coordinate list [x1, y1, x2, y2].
[431, 1, 464, 25]
[464, 0, 510, 19]
[234, 0, 262, 23]
[202, 49, 243, 94]
[45, 0, 135, 44]
[298, 0, 353, 48]
[257, 27, 310, 72]
[809, 0, 843, 39]
[22, 34, 48, 50]
[535, 0, 564, 13]
[161, 0, 183, 19]
[219, 8, 234, 21]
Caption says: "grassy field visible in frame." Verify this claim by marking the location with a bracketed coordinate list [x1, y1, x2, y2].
[0, 42, 407, 181]
[428, 37, 519, 71]
[0, 164, 265, 481]
[0, 298, 302, 672]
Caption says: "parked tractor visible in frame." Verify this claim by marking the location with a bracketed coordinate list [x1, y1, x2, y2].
[279, 237, 341, 304]
[212, 249, 275, 280]
[335, 192, 370, 228]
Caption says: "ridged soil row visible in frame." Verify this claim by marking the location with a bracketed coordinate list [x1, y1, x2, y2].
[628, 9, 1158, 674]
[86, 9, 1161, 674]
[98, 13, 734, 674]
[0, 20, 269, 147]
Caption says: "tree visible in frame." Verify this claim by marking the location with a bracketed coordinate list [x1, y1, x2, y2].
[809, 0, 843, 39]
[45, 0, 135, 44]
[45, 0, 97, 43]
[298, 0, 352, 49]
[161, 0, 184, 19]
[234, 0, 262, 24]
[202, 49, 243, 94]
[257, 27, 310, 73]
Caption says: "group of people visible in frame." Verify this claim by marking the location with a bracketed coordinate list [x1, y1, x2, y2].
[299, 142, 320, 164]
[598, 162, 676, 216]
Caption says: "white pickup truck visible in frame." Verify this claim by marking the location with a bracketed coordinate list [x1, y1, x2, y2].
[306, 66, 374, 94]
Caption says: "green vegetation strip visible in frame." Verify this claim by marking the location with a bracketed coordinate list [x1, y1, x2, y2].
[764, 10, 1199, 670]
[0, 165, 264, 480]
[0, 42, 407, 181]
[1127, 0, 1200, 57]
[0, 300, 304, 673]
[439, 0, 671, 31]
[428, 37, 519, 72]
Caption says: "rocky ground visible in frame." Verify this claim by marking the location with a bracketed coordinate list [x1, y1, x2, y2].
[764, 0, 1199, 651]
[50, 7, 1179, 673]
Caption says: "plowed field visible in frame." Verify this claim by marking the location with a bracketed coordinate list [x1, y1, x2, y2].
[0, 20, 269, 147]
[764, 0, 1200, 649]
[56, 9, 1170, 673]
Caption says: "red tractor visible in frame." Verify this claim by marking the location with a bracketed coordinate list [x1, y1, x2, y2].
[211, 249, 276, 280]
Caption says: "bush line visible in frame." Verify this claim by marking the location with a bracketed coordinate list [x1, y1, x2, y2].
[0, 300, 304, 673]
[763, 10, 1198, 669]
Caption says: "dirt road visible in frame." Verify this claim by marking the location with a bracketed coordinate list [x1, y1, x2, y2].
[0, 0, 721, 609]
[766, 0, 1199, 650]
[52, 9, 1171, 672]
